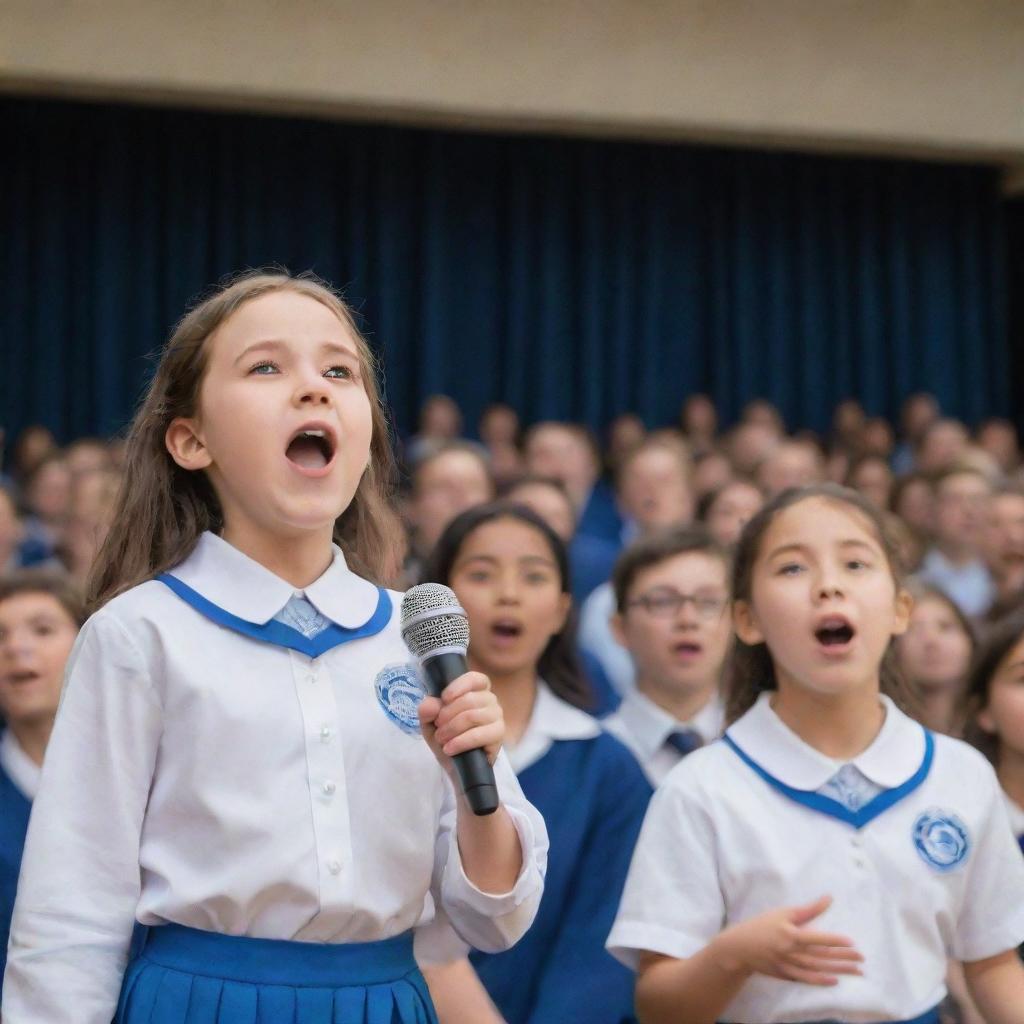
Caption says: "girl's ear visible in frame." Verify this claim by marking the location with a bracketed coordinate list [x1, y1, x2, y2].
[891, 588, 914, 637]
[165, 418, 212, 471]
[976, 706, 997, 735]
[733, 599, 764, 646]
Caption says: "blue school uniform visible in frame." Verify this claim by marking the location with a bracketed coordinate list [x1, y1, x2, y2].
[465, 685, 652, 1023]
[4, 533, 548, 1024]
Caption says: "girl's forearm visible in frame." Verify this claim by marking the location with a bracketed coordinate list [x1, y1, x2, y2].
[964, 951, 1024, 1024]
[636, 940, 752, 1024]
[421, 959, 506, 1024]
[456, 803, 523, 894]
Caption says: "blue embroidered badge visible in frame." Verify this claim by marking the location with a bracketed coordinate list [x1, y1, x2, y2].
[912, 809, 970, 872]
[375, 664, 427, 735]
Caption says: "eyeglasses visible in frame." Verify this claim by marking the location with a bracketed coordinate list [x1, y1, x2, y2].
[626, 590, 728, 620]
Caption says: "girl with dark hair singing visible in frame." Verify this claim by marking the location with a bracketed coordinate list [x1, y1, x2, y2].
[3, 272, 547, 1024]
[609, 485, 1024, 1024]
[419, 502, 651, 1024]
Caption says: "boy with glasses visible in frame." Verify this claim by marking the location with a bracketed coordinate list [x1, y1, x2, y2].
[604, 526, 731, 786]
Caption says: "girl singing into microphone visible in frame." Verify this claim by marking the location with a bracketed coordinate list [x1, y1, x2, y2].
[3, 271, 547, 1024]
[609, 485, 1024, 1024]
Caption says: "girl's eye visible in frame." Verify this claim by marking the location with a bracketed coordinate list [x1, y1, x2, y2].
[846, 559, 869, 571]
[777, 563, 804, 576]
[524, 572, 552, 585]
[325, 365, 354, 380]
[464, 570, 492, 583]
[249, 360, 279, 376]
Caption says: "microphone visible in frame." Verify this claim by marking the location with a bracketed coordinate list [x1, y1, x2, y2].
[400, 584, 500, 816]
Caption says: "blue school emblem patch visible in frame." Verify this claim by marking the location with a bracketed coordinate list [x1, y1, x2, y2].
[913, 809, 970, 872]
[375, 664, 427, 735]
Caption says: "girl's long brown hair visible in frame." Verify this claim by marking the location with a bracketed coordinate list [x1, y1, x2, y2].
[725, 483, 915, 724]
[87, 271, 403, 611]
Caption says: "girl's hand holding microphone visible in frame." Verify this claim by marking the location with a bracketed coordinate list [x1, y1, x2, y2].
[418, 670, 504, 770]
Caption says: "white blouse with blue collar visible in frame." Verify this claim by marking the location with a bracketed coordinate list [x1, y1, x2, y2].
[609, 692, 1024, 1023]
[3, 532, 547, 1024]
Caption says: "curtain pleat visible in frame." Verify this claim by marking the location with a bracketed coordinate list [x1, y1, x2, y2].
[0, 97, 1009, 442]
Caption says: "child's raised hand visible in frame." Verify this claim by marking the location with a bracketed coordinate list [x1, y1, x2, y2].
[713, 895, 863, 986]
[418, 671, 504, 771]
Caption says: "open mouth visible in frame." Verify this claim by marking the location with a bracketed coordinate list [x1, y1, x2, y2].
[673, 640, 703, 657]
[285, 424, 337, 472]
[4, 671, 40, 687]
[491, 620, 524, 641]
[814, 615, 855, 648]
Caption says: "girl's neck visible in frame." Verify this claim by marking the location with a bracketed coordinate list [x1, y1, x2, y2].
[770, 678, 885, 760]
[222, 522, 335, 589]
[997, 745, 1024, 810]
[639, 674, 717, 725]
[8, 717, 53, 767]
[472, 661, 538, 747]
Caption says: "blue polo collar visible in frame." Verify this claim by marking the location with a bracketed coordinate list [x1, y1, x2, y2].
[156, 532, 392, 657]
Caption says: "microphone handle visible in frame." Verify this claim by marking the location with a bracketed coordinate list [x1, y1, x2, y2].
[421, 652, 500, 816]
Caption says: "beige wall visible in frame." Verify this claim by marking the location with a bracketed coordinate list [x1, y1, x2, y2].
[2, 0, 1023, 166]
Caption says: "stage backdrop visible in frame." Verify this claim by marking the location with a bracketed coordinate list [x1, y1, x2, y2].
[0, 97, 1010, 443]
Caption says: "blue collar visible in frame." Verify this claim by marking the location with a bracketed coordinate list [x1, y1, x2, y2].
[722, 728, 935, 830]
[157, 573, 392, 658]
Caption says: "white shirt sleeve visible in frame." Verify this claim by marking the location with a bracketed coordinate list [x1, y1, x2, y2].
[951, 766, 1024, 962]
[606, 770, 724, 969]
[2, 612, 163, 1024]
[433, 749, 547, 954]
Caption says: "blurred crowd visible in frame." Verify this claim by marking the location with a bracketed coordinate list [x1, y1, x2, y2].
[1, 392, 1023, 1022]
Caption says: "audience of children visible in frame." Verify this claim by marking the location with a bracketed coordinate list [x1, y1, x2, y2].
[8, 388, 1024, 1023]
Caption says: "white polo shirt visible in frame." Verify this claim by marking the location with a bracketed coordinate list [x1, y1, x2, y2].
[608, 692, 1024, 1023]
[4, 531, 548, 1024]
[604, 690, 724, 787]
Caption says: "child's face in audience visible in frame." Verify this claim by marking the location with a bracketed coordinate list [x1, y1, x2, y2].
[705, 481, 763, 548]
[413, 452, 494, 551]
[506, 483, 575, 543]
[27, 460, 72, 523]
[896, 596, 971, 691]
[614, 552, 730, 698]
[168, 291, 374, 545]
[450, 518, 570, 683]
[979, 634, 1024, 758]
[850, 459, 893, 511]
[933, 472, 991, 550]
[0, 593, 78, 727]
[735, 497, 911, 700]
[618, 448, 693, 532]
[984, 493, 1024, 582]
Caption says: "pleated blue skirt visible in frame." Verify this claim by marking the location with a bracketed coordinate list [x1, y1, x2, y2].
[115, 923, 438, 1024]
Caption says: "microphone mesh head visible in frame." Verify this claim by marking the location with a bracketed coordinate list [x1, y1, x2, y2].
[400, 583, 470, 659]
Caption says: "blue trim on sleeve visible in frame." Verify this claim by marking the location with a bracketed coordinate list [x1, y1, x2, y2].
[156, 573, 392, 657]
[721, 728, 934, 830]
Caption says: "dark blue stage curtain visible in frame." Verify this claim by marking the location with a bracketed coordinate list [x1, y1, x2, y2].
[0, 97, 1009, 443]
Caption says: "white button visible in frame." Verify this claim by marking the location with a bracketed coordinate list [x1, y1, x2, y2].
[322, 780, 336, 796]
[853, 856, 866, 869]
[307, 674, 316, 685]
[320, 726, 332, 742]
[850, 836, 862, 848]
[328, 859, 341, 875]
